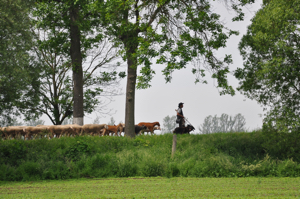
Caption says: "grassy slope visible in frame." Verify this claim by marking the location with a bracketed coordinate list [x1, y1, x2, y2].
[0, 131, 300, 181]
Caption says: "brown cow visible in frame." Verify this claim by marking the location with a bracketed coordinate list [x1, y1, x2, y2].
[137, 122, 160, 135]
[102, 123, 123, 136]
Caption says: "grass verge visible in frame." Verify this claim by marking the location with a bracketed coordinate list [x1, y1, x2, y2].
[0, 177, 300, 198]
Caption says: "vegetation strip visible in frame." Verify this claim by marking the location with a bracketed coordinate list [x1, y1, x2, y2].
[0, 177, 300, 198]
[1, 132, 300, 181]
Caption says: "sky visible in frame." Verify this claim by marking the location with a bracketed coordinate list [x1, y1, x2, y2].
[45, 0, 265, 133]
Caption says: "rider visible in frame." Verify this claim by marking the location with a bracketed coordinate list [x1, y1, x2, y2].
[176, 102, 185, 127]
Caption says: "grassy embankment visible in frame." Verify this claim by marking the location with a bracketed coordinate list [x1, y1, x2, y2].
[1, 130, 300, 181]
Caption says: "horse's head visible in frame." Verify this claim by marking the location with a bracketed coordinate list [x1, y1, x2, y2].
[187, 125, 195, 132]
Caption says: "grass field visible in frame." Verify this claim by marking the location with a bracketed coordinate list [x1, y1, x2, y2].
[1, 177, 300, 198]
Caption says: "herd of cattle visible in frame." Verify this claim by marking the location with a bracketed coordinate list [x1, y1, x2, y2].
[0, 121, 195, 140]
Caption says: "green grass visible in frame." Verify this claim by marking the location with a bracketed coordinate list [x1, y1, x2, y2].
[0, 177, 300, 198]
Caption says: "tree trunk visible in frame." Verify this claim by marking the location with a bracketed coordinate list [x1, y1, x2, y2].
[69, 6, 83, 125]
[124, 55, 137, 137]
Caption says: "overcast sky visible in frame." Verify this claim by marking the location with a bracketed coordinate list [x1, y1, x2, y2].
[44, 0, 265, 133]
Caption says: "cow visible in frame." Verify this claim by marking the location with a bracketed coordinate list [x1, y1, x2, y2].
[47, 125, 74, 138]
[67, 124, 83, 136]
[24, 126, 49, 140]
[1, 126, 26, 140]
[137, 122, 160, 135]
[173, 124, 195, 134]
[1, 127, 16, 140]
[82, 124, 107, 136]
[142, 126, 161, 135]
[135, 125, 147, 135]
[102, 123, 123, 136]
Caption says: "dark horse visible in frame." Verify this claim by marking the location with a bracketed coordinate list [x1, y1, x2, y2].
[173, 124, 195, 134]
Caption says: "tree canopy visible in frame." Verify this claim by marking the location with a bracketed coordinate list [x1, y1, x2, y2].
[0, 0, 40, 124]
[235, 0, 300, 130]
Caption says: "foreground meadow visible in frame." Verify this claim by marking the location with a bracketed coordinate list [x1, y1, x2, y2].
[0, 177, 299, 198]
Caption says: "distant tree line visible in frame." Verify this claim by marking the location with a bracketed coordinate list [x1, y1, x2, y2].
[160, 113, 247, 134]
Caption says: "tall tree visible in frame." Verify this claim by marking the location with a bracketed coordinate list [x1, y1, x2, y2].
[101, 0, 255, 137]
[34, 0, 125, 125]
[35, 0, 96, 125]
[234, 0, 300, 131]
[0, 0, 40, 124]
[30, 22, 123, 125]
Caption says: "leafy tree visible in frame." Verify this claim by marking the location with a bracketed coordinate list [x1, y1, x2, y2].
[101, 0, 255, 137]
[162, 115, 176, 133]
[34, 0, 102, 125]
[199, 113, 247, 134]
[234, 0, 300, 131]
[33, 0, 125, 125]
[0, 117, 23, 127]
[0, 0, 41, 124]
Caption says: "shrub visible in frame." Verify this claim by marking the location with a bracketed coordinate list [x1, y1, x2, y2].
[0, 140, 27, 166]
[262, 125, 300, 162]
[17, 161, 42, 181]
[65, 140, 91, 161]
[117, 152, 139, 177]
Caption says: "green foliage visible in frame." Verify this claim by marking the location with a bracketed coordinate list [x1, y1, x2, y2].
[262, 124, 300, 162]
[1, 131, 300, 181]
[0, 140, 27, 166]
[31, 0, 125, 124]
[65, 140, 91, 161]
[235, 0, 300, 129]
[139, 157, 165, 177]
[0, 0, 41, 124]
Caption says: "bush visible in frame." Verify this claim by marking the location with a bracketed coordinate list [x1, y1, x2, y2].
[262, 125, 300, 161]
[0, 140, 27, 166]
[17, 161, 42, 181]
